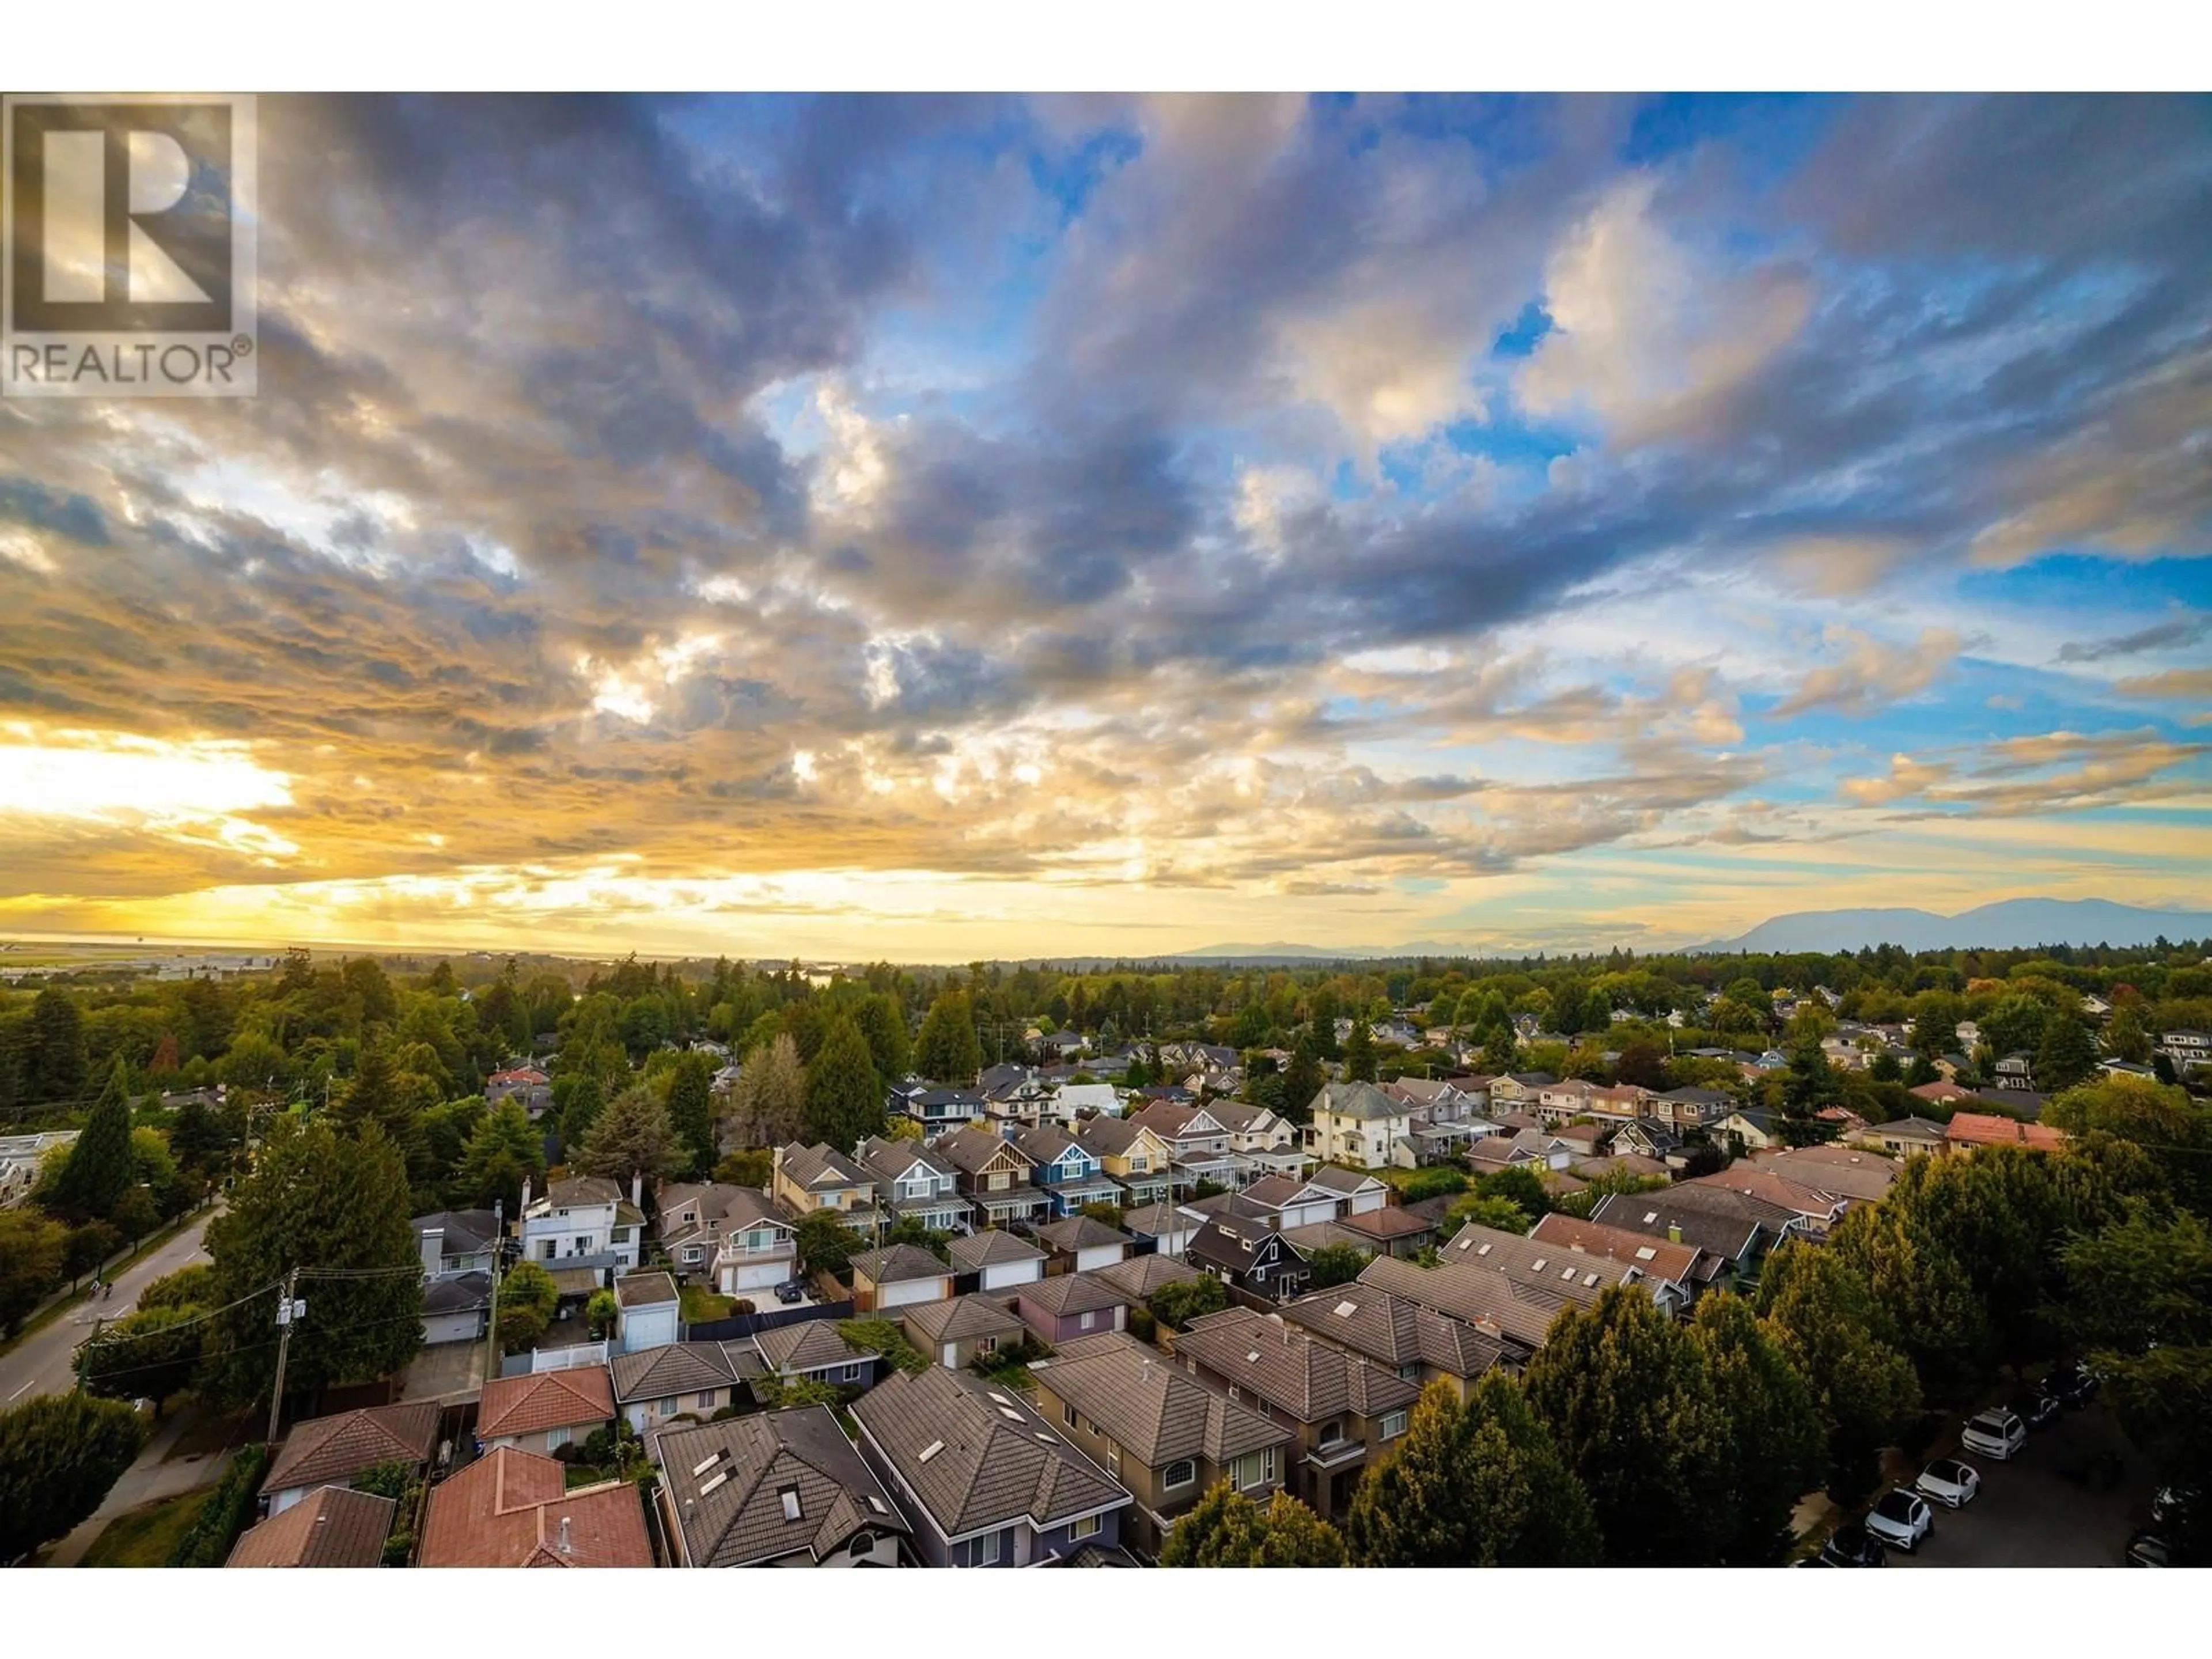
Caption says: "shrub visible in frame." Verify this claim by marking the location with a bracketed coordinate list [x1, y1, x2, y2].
[168, 1442, 270, 1567]
[1149, 1275, 1229, 1331]
[1128, 1306, 1158, 1343]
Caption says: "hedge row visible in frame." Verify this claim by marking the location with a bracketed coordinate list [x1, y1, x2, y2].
[169, 1442, 270, 1567]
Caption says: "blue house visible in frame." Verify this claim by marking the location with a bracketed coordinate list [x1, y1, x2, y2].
[1009, 1124, 1123, 1218]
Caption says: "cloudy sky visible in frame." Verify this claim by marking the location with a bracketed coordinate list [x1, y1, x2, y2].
[2, 93, 2208, 960]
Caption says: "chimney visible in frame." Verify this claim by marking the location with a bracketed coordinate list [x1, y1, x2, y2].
[519, 1177, 532, 1215]
[632, 1172, 643, 1210]
[1667, 1222, 1682, 1244]
[419, 1226, 444, 1280]
[558, 1516, 573, 1555]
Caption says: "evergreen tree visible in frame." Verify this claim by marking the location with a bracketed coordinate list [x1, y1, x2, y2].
[803, 1013, 884, 1150]
[665, 1051, 717, 1176]
[0, 1392, 145, 1563]
[914, 991, 983, 1084]
[1687, 1293, 1827, 1564]
[26, 987, 87, 1103]
[731, 1033, 806, 1148]
[202, 1118, 423, 1414]
[1158, 1483, 1346, 1567]
[1346, 1374, 1601, 1566]
[50, 1055, 135, 1223]
[2034, 1015, 2098, 1093]
[575, 1085, 684, 1190]
[1344, 1018, 1377, 1083]
[329, 1041, 425, 1177]
[1281, 1038, 1323, 1124]
[454, 1099, 544, 1214]
[1522, 1285, 1734, 1565]
[853, 993, 912, 1084]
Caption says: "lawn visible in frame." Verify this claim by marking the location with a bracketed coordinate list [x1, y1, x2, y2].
[679, 1283, 736, 1323]
[80, 1487, 214, 1567]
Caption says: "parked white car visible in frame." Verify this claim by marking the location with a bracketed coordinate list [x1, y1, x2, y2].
[1865, 1488, 1935, 1552]
[1961, 1408, 2028, 1460]
[1915, 1457, 1982, 1509]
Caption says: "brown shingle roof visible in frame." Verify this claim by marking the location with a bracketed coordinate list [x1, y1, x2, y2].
[1035, 1215, 1131, 1253]
[226, 1485, 396, 1567]
[261, 1402, 440, 1497]
[1528, 1212, 1700, 1284]
[899, 1293, 1027, 1346]
[608, 1341, 743, 1404]
[1355, 1253, 1563, 1349]
[946, 1229, 1044, 1270]
[614, 1270, 679, 1309]
[1016, 1272, 1134, 1318]
[756, 1319, 874, 1376]
[653, 1406, 909, 1567]
[1338, 1206, 1434, 1242]
[1033, 1330, 1290, 1467]
[476, 1366, 616, 1440]
[418, 1448, 652, 1567]
[1172, 1306, 1422, 1423]
[1091, 1253, 1202, 1300]
[1275, 1285, 1507, 1380]
[849, 1243, 953, 1286]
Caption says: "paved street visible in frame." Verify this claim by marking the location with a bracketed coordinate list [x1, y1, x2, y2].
[1889, 1403, 2153, 1568]
[0, 1211, 218, 1408]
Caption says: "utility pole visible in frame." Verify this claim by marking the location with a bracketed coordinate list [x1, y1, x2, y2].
[484, 1200, 505, 1385]
[267, 1268, 302, 1444]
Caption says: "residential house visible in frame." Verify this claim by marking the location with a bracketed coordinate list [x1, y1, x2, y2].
[1466, 1126, 1573, 1174]
[1071, 1116, 1176, 1210]
[1029, 1330, 1295, 1556]
[849, 1244, 955, 1313]
[1056, 1081, 1124, 1119]
[1303, 1081, 1416, 1169]
[226, 1486, 397, 1567]
[519, 1176, 642, 1283]
[1302, 1164, 1390, 1217]
[946, 1228, 1047, 1291]
[1911, 1078, 1980, 1108]
[1534, 1078, 1647, 1128]
[1010, 1124, 1123, 1218]
[1185, 1216, 1309, 1303]
[485, 1065, 553, 1120]
[900, 1294, 1029, 1371]
[1204, 1099, 1306, 1179]
[1121, 1199, 1199, 1259]
[613, 1271, 681, 1354]
[933, 1124, 1051, 1228]
[851, 1365, 1133, 1567]
[413, 1209, 499, 1346]
[1011, 1271, 1135, 1344]
[653, 1184, 797, 1299]
[1035, 1214, 1133, 1275]
[888, 1082, 988, 1135]
[1355, 1253, 1559, 1359]
[1588, 1191, 1770, 1293]
[2158, 1030, 2210, 1074]
[772, 1143, 880, 1236]
[1274, 1283, 1509, 1398]
[984, 1068, 1064, 1131]
[1751, 1143, 1902, 1204]
[1127, 1101, 1241, 1191]
[1945, 1112, 2069, 1154]
[755, 1321, 882, 1391]
[418, 1446, 653, 1568]
[1570, 1153, 1673, 1185]
[1336, 1205, 1437, 1260]
[1484, 1073, 1556, 1109]
[1203, 1173, 1339, 1232]
[1715, 1105, 1783, 1152]
[854, 1138, 974, 1235]
[1646, 1086, 1733, 1132]
[476, 1366, 616, 1455]
[1872, 1116, 1951, 1157]
[1994, 1052, 2037, 1090]
[1528, 1213, 1702, 1306]
[1092, 1253, 1203, 1304]
[1608, 1121, 1682, 1163]
[654, 1406, 911, 1568]
[1171, 1306, 1422, 1521]
[0, 1129, 77, 1210]
[1440, 1220, 1691, 1316]
[1676, 1168, 1850, 1236]
[611, 1342, 750, 1437]
[261, 1402, 440, 1516]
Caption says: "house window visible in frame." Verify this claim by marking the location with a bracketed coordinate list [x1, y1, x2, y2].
[1129, 1156, 1147, 1172]
[657, 1397, 676, 1417]
[1162, 1459, 1197, 1491]
[840, 1363, 863, 1382]
[848, 1532, 873, 1558]
[683, 1247, 702, 1263]
[1079, 1310, 1097, 1331]
[1319, 1420, 1345, 1449]
[1062, 1402, 1076, 1427]
[697, 1392, 717, 1410]
[988, 1172, 1010, 1192]
[547, 1426, 570, 1450]
[1071, 1514, 1102, 1541]
[974, 1531, 1002, 1566]
[1106, 1442, 1121, 1476]
[978, 1336, 997, 1354]
[1381, 1410, 1409, 1441]
[539, 1240, 556, 1260]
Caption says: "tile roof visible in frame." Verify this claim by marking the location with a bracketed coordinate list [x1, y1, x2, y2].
[1173, 1307, 1422, 1422]
[1034, 1331, 1291, 1467]
[899, 1293, 1028, 1346]
[226, 1485, 396, 1567]
[1275, 1285, 1507, 1380]
[933, 1124, 1036, 1176]
[1678, 1167, 1847, 1220]
[1751, 1145, 1902, 1202]
[850, 1366, 1130, 1538]
[1355, 1252, 1568, 1350]
[1091, 1253, 1203, 1300]
[1528, 1212, 1700, 1284]
[1119, 1200, 1191, 1238]
[418, 1447, 652, 1567]
[1338, 1207, 1435, 1242]
[654, 1406, 910, 1567]
[412, 1209, 502, 1260]
[1016, 1272, 1135, 1317]
[1945, 1111, 2068, 1150]
[778, 1142, 872, 1190]
[608, 1341, 744, 1404]
[756, 1319, 875, 1376]
[476, 1366, 616, 1440]
[615, 1270, 679, 1309]
[1437, 1221, 1647, 1301]
[1304, 1165, 1385, 1195]
[1070, 1115, 1149, 1158]
[855, 1136, 960, 1187]
[946, 1229, 1045, 1270]
[1588, 1192, 1764, 1264]
[425, 1270, 494, 1316]
[262, 1402, 440, 1496]
[1277, 1219, 1372, 1254]
[849, 1243, 953, 1285]
[541, 1176, 622, 1209]
[1310, 1081, 1406, 1122]
[1876, 1115, 1952, 1141]
[1035, 1215, 1132, 1253]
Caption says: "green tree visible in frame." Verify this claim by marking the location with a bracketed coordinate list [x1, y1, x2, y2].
[0, 1208, 67, 1338]
[794, 1209, 862, 1277]
[729, 1032, 805, 1149]
[139, 1263, 216, 1312]
[1147, 1275, 1229, 1330]
[80, 1303, 209, 1415]
[665, 1051, 717, 1177]
[2103, 1005, 2153, 1064]
[50, 1055, 135, 1223]
[201, 1118, 423, 1413]
[801, 1014, 884, 1150]
[0, 1392, 145, 1563]
[914, 991, 983, 1085]
[1756, 1240, 1921, 1501]
[1344, 1020, 1377, 1083]
[26, 987, 88, 1103]
[454, 1099, 544, 1214]
[1522, 1285, 1734, 1565]
[1345, 1374, 1601, 1566]
[497, 1261, 560, 1353]
[329, 1041, 426, 1181]
[1443, 1194, 1537, 1235]
[1687, 1293, 1825, 1564]
[575, 1084, 684, 1190]
[2034, 1016, 2099, 1093]
[1280, 1038, 1323, 1125]
[1473, 1164, 1552, 1221]
[1158, 1483, 1346, 1567]
[853, 993, 912, 1085]
[1303, 1243, 1369, 1291]
[2047, 1074, 2212, 1214]
[585, 1288, 618, 1339]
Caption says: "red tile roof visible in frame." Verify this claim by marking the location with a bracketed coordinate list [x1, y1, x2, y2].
[226, 1485, 396, 1567]
[477, 1366, 615, 1440]
[419, 1447, 652, 1567]
[1945, 1112, 2067, 1150]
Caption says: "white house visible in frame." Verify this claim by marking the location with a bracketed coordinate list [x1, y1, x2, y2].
[1054, 1081, 1123, 1119]
[947, 1229, 1046, 1291]
[1302, 1081, 1415, 1169]
[520, 1176, 642, 1281]
[2160, 1031, 2210, 1074]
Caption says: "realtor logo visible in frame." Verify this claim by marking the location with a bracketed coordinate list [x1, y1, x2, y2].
[4, 93, 257, 397]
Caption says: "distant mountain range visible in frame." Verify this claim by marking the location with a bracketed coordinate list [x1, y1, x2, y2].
[1691, 898, 2212, 955]
[1166, 899, 2212, 965]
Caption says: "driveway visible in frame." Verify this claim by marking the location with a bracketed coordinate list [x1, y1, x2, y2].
[1889, 1403, 2153, 1568]
[0, 1210, 218, 1408]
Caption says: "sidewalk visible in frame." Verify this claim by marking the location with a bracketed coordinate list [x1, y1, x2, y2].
[40, 1405, 239, 1567]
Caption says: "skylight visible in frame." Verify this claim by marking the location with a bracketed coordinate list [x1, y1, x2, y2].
[919, 1440, 945, 1463]
[1582, 1272, 1600, 1287]
[1531, 1258, 1547, 1272]
[779, 1486, 803, 1521]
[1643, 1210, 1659, 1224]
[1559, 1266, 1576, 1281]
[1246, 1350, 1262, 1363]
[690, 1451, 724, 1477]
[1634, 1246, 1656, 1260]
[699, 1471, 729, 1497]
[997, 1406, 1024, 1422]
[1333, 1300, 1358, 1318]
[866, 1494, 889, 1514]
[1475, 1243, 1491, 1256]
